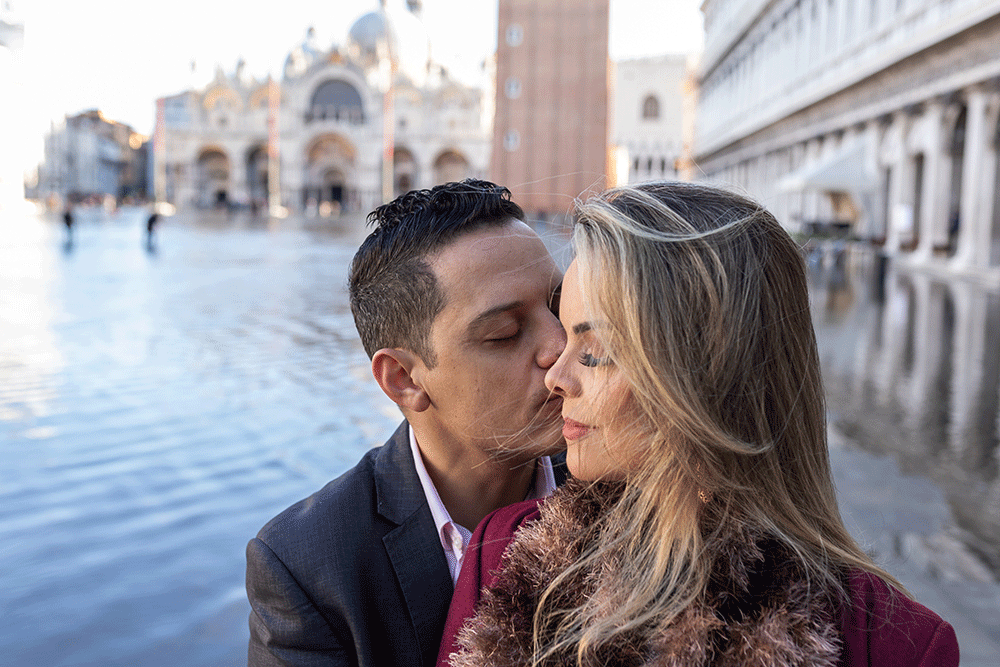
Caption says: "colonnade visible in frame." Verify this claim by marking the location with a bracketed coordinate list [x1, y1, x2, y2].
[705, 83, 1000, 279]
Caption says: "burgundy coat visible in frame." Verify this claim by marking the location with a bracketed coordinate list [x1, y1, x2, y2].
[437, 499, 960, 667]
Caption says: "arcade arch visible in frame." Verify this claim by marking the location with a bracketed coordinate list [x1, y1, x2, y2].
[303, 134, 356, 210]
[196, 147, 231, 207]
[393, 147, 417, 196]
[432, 150, 469, 185]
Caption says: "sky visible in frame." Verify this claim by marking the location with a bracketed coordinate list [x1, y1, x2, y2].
[3, 0, 703, 171]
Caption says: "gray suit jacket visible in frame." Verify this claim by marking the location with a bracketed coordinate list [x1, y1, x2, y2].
[247, 422, 452, 667]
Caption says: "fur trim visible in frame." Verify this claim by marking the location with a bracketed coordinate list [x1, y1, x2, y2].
[451, 480, 842, 667]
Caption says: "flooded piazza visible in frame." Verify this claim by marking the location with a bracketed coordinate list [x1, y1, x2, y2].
[1, 207, 999, 665]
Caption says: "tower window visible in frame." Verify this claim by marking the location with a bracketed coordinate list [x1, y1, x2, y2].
[506, 24, 524, 47]
[642, 95, 660, 120]
[504, 77, 522, 99]
[504, 130, 520, 152]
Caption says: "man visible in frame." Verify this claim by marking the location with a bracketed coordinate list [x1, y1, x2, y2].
[246, 180, 567, 667]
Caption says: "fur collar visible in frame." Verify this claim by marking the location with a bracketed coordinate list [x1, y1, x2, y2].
[451, 480, 843, 667]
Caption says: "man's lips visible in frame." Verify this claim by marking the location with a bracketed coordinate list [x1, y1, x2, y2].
[562, 418, 592, 440]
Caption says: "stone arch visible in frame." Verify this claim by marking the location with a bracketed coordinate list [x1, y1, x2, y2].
[302, 133, 357, 212]
[393, 146, 417, 196]
[308, 79, 365, 123]
[196, 146, 231, 207]
[432, 149, 469, 185]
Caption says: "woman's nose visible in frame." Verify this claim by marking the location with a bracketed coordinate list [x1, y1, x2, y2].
[544, 349, 576, 398]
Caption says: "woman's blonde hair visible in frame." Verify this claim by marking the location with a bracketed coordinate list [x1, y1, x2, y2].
[530, 181, 902, 665]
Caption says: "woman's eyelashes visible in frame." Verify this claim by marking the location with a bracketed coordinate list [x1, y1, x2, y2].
[579, 351, 611, 367]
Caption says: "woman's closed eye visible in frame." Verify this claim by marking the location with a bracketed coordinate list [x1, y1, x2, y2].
[579, 351, 611, 367]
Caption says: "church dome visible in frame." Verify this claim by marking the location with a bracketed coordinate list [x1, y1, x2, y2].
[283, 26, 322, 79]
[346, 0, 429, 86]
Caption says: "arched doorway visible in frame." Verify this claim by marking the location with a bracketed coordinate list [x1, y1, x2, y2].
[303, 134, 355, 213]
[196, 148, 231, 208]
[323, 168, 346, 206]
[433, 150, 469, 185]
[394, 147, 417, 196]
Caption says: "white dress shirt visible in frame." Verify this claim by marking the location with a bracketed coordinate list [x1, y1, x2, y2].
[408, 426, 557, 583]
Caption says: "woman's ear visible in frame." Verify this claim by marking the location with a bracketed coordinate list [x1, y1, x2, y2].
[371, 348, 431, 412]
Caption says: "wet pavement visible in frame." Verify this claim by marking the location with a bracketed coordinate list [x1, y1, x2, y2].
[1, 208, 998, 666]
[809, 242, 1000, 665]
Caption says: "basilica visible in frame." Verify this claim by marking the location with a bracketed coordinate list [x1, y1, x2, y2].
[156, 0, 489, 215]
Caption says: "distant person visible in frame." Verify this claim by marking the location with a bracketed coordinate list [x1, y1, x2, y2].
[62, 206, 74, 237]
[438, 181, 959, 667]
[146, 211, 159, 249]
[246, 180, 569, 667]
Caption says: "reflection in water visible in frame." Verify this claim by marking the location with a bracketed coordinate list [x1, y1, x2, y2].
[810, 242, 1000, 576]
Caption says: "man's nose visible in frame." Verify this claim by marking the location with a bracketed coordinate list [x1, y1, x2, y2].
[537, 312, 566, 369]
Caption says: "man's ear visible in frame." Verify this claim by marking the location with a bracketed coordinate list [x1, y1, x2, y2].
[371, 348, 431, 412]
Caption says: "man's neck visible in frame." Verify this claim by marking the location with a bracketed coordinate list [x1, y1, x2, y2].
[412, 430, 536, 531]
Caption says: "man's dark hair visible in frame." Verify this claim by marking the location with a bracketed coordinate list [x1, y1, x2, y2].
[349, 179, 525, 365]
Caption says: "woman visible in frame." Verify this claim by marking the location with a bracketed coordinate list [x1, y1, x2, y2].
[437, 182, 959, 667]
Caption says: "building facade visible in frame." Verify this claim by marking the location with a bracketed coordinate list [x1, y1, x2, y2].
[0, 0, 24, 211]
[695, 0, 1000, 280]
[613, 55, 689, 184]
[492, 0, 611, 218]
[36, 109, 147, 205]
[156, 1, 488, 216]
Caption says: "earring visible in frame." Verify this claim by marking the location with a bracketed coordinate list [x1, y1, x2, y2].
[694, 462, 712, 503]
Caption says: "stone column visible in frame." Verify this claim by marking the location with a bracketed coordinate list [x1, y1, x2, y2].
[988, 94, 1000, 267]
[953, 87, 990, 269]
[883, 114, 908, 253]
[283, 138, 304, 213]
[230, 142, 250, 208]
[914, 99, 947, 259]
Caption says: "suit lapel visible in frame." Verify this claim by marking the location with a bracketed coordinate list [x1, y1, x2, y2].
[375, 422, 453, 666]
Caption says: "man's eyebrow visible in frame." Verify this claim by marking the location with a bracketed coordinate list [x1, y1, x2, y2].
[468, 302, 523, 330]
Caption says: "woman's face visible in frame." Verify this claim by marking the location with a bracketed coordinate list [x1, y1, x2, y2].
[544, 260, 642, 481]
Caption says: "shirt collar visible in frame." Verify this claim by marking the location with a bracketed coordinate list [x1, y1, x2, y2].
[407, 427, 556, 551]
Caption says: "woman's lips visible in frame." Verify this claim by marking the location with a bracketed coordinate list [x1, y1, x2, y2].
[562, 418, 592, 441]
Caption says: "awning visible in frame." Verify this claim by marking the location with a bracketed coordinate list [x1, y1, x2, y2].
[777, 140, 877, 194]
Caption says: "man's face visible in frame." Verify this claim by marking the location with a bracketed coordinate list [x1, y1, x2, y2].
[409, 220, 566, 462]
